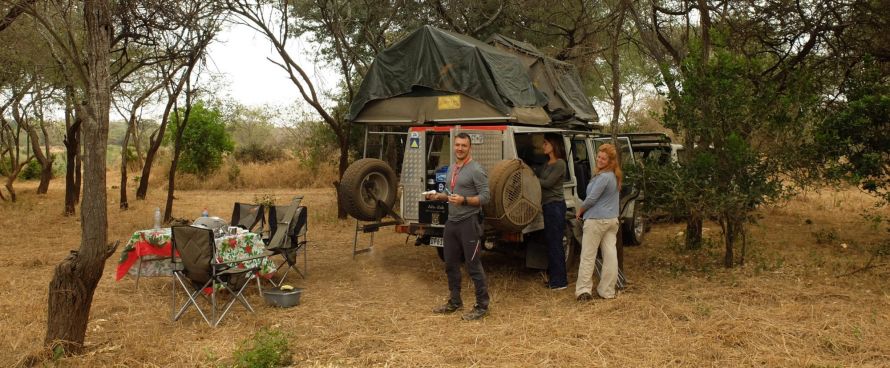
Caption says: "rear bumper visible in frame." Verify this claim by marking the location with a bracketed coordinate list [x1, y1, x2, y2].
[396, 223, 444, 238]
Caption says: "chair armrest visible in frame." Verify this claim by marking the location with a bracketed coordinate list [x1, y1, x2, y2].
[212, 253, 269, 272]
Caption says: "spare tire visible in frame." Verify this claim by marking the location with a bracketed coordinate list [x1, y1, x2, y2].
[339, 158, 398, 221]
[484, 159, 542, 231]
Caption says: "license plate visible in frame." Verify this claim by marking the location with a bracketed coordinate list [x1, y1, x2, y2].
[430, 237, 444, 247]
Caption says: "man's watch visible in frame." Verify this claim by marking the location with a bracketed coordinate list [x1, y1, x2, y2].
[462, 196, 468, 205]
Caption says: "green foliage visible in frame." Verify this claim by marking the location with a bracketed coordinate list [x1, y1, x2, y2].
[19, 159, 41, 180]
[234, 143, 283, 163]
[230, 328, 292, 368]
[166, 101, 234, 179]
[814, 58, 890, 203]
[290, 119, 339, 171]
[652, 45, 813, 265]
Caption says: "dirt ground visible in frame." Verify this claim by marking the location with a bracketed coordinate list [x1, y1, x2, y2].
[1, 180, 888, 367]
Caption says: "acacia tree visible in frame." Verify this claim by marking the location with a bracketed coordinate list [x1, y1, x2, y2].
[34, 0, 115, 355]
[629, 0, 854, 266]
[162, 10, 222, 222]
[814, 0, 890, 204]
[133, 0, 222, 201]
[0, 76, 36, 202]
[25, 85, 58, 194]
[225, 0, 415, 218]
[112, 66, 165, 209]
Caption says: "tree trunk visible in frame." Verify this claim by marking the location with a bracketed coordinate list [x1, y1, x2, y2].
[337, 134, 349, 219]
[4, 167, 21, 202]
[45, 0, 112, 354]
[64, 112, 81, 215]
[38, 162, 53, 193]
[136, 142, 157, 200]
[722, 216, 735, 268]
[132, 125, 144, 169]
[164, 84, 194, 222]
[685, 214, 703, 250]
[608, 3, 625, 144]
[119, 114, 135, 210]
[136, 81, 190, 200]
[739, 223, 747, 266]
[27, 127, 53, 194]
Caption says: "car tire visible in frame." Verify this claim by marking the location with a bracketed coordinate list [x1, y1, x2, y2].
[339, 158, 398, 221]
[485, 159, 542, 231]
[623, 202, 644, 246]
[563, 224, 579, 271]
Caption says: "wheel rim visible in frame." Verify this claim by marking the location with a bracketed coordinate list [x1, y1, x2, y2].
[562, 231, 572, 263]
[633, 212, 644, 240]
[360, 172, 389, 207]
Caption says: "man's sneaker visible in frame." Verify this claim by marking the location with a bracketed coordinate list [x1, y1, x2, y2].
[548, 284, 568, 290]
[461, 306, 489, 321]
[577, 292, 593, 302]
[433, 301, 462, 314]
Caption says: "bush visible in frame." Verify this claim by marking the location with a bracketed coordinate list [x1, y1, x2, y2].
[231, 328, 292, 368]
[166, 101, 234, 179]
[234, 143, 283, 164]
[19, 159, 41, 180]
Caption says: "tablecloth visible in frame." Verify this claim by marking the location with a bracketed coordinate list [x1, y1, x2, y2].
[116, 227, 274, 281]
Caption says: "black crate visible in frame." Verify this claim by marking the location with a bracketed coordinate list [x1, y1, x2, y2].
[419, 200, 448, 225]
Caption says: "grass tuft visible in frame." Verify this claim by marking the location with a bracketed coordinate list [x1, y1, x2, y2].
[231, 328, 292, 368]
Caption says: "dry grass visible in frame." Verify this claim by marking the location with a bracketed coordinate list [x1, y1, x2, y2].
[148, 158, 340, 191]
[1, 176, 888, 367]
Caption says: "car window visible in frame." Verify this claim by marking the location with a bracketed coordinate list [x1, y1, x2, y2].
[571, 139, 588, 161]
[515, 132, 570, 182]
[594, 137, 635, 167]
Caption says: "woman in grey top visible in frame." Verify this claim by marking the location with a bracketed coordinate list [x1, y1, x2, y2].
[536, 134, 568, 289]
[574, 143, 622, 301]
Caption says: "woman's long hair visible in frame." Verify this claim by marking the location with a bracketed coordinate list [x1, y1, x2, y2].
[544, 134, 565, 160]
[597, 143, 623, 188]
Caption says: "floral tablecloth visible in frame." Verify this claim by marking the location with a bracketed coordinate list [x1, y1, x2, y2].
[116, 227, 274, 281]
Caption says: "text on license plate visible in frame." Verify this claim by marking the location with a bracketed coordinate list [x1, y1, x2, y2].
[430, 237, 444, 247]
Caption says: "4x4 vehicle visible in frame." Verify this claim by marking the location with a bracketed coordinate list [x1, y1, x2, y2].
[339, 26, 645, 268]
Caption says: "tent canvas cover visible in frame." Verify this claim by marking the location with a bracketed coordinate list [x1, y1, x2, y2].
[348, 26, 597, 126]
[488, 34, 599, 123]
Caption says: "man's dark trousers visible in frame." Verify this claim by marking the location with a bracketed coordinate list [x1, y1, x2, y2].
[443, 216, 489, 309]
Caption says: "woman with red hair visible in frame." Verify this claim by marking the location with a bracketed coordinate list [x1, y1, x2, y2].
[574, 143, 622, 301]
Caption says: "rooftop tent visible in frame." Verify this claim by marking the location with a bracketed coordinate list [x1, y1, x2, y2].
[348, 26, 550, 126]
[487, 34, 599, 123]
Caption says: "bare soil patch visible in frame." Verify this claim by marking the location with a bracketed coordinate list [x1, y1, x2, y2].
[1, 181, 888, 367]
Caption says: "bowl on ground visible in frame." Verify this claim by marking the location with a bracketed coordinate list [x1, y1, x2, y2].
[263, 288, 303, 308]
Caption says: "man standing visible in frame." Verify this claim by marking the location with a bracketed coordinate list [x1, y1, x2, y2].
[426, 132, 491, 320]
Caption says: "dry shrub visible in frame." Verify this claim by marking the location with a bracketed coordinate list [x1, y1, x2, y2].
[151, 158, 339, 191]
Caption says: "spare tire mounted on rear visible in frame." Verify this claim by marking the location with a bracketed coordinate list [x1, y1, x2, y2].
[485, 159, 542, 231]
[339, 158, 398, 221]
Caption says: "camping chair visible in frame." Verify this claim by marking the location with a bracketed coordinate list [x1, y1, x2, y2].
[170, 225, 264, 327]
[231, 203, 265, 232]
[264, 196, 308, 287]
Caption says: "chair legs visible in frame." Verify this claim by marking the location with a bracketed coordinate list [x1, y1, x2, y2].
[267, 246, 307, 288]
[213, 273, 257, 327]
[172, 274, 213, 326]
[172, 272, 258, 327]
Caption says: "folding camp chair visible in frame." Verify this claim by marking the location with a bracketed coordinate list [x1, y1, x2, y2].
[231, 203, 265, 232]
[170, 225, 264, 327]
[264, 196, 308, 287]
